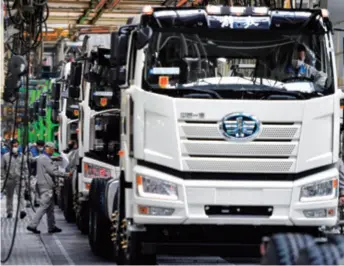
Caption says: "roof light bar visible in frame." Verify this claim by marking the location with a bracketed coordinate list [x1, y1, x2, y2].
[252, 7, 269, 15]
[206, 5, 222, 15]
[230, 6, 246, 16]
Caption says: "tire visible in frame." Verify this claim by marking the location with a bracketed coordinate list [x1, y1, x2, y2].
[119, 226, 157, 265]
[57, 185, 64, 210]
[327, 235, 344, 258]
[296, 243, 344, 265]
[76, 200, 89, 234]
[63, 176, 76, 223]
[261, 233, 315, 265]
[88, 178, 113, 259]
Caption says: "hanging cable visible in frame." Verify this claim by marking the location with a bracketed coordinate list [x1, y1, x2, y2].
[2, 0, 48, 262]
[4, 0, 48, 55]
[1, 52, 31, 264]
[1, 99, 20, 193]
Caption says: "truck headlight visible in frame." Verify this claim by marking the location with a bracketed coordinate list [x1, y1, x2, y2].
[136, 175, 178, 201]
[300, 178, 338, 201]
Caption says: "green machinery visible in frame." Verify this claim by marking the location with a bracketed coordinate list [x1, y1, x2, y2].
[17, 79, 41, 144]
[15, 65, 63, 156]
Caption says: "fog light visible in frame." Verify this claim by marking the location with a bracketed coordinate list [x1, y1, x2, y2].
[303, 209, 326, 218]
[138, 205, 174, 216]
[303, 208, 336, 218]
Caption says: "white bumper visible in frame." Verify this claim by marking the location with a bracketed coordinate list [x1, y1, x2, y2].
[132, 165, 339, 227]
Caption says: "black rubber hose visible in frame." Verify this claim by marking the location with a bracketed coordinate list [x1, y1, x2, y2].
[1, 52, 31, 264]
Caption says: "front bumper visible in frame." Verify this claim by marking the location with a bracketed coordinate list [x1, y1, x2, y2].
[132, 165, 338, 227]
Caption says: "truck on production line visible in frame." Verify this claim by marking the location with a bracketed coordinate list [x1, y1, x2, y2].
[55, 59, 81, 224]
[66, 42, 120, 233]
[67, 5, 343, 264]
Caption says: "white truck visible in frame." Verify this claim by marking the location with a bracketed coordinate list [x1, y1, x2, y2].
[68, 5, 343, 264]
[54, 61, 80, 223]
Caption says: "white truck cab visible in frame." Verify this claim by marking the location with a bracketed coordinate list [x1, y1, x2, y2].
[58, 62, 79, 153]
[78, 5, 344, 264]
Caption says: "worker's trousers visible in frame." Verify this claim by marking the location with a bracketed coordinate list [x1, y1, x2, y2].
[30, 175, 40, 203]
[6, 179, 25, 215]
[29, 190, 55, 230]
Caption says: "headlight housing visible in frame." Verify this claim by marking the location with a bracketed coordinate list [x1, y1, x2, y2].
[83, 162, 111, 179]
[300, 178, 338, 202]
[136, 175, 178, 200]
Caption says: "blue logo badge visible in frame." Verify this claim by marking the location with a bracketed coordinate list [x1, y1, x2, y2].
[218, 113, 261, 141]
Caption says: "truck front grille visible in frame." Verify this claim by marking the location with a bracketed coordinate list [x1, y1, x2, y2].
[179, 121, 301, 173]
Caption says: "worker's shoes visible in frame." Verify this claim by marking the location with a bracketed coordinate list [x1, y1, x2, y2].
[20, 211, 27, 219]
[48, 227, 62, 233]
[27, 226, 41, 234]
[7, 213, 12, 218]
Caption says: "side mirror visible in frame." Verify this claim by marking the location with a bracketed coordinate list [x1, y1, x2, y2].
[136, 27, 153, 50]
[39, 109, 46, 117]
[68, 62, 82, 99]
[110, 32, 119, 65]
[29, 107, 34, 122]
[98, 48, 110, 66]
[110, 67, 126, 86]
[33, 101, 39, 114]
[51, 83, 61, 101]
[39, 94, 47, 110]
[51, 109, 59, 124]
[51, 101, 59, 110]
[118, 35, 129, 66]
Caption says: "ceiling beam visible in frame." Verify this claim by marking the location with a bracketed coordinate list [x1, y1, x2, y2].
[108, 0, 121, 10]
[90, 0, 108, 25]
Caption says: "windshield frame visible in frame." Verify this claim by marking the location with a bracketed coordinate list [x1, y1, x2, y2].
[139, 27, 335, 96]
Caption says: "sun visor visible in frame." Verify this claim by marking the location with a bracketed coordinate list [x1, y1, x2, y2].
[153, 9, 208, 28]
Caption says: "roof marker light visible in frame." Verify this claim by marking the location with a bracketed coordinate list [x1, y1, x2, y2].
[206, 5, 222, 15]
[321, 9, 329, 18]
[253, 7, 269, 15]
[230, 6, 246, 16]
[142, 5, 153, 15]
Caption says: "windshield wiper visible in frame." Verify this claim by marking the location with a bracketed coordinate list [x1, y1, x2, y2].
[179, 87, 223, 99]
[232, 85, 307, 99]
[282, 76, 313, 83]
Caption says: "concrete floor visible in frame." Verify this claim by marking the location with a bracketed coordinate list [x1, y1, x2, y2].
[1, 195, 258, 265]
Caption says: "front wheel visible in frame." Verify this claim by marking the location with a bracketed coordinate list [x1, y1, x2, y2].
[76, 200, 89, 234]
[119, 221, 156, 265]
[63, 176, 75, 223]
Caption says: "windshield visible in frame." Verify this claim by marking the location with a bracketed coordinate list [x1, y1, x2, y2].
[143, 29, 333, 98]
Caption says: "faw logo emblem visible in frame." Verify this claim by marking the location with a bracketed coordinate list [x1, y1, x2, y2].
[73, 110, 79, 116]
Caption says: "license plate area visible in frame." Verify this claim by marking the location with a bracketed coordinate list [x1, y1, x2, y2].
[204, 205, 273, 217]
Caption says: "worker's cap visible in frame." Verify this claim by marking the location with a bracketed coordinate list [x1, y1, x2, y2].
[297, 44, 306, 52]
[45, 142, 55, 149]
[11, 139, 19, 145]
[36, 140, 45, 146]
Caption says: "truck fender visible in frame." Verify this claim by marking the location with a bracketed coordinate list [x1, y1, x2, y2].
[105, 179, 119, 221]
